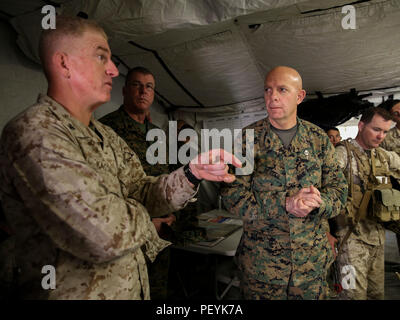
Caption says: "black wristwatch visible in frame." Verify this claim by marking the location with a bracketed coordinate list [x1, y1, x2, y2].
[183, 164, 202, 187]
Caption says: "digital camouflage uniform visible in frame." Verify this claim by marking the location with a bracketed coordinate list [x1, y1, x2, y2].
[335, 139, 400, 300]
[380, 127, 400, 238]
[380, 127, 400, 154]
[0, 95, 197, 300]
[99, 106, 173, 300]
[221, 117, 348, 300]
[99, 106, 170, 179]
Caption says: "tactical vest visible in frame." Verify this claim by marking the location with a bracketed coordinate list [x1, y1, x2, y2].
[339, 139, 400, 225]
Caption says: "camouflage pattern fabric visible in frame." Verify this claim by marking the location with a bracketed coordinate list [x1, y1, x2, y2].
[380, 127, 400, 250]
[335, 139, 400, 244]
[100, 106, 174, 300]
[99, 106, 203, 299]
[380, 127, 400, 154]
[99, 106, 170, 182]
[334, 138, 400, 299]
[335, 234, 384, 300]
[0, 94, 197, 300]
[221, 117, 347, 299]
[335, 140, 388, 246]
[241, 272, 330, 300]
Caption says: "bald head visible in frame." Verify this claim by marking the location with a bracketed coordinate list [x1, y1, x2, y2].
[266, 66, 303, 90]
[264, 66, 306, 129]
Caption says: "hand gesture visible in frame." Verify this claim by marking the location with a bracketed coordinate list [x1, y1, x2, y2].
[189, 149, 242, 183]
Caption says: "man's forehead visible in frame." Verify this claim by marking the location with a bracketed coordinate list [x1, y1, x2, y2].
[80, 30, 110, 50]
[130, 72, 155, 83]
[264, 72, 300, 87]
[369, 114, 392, 127]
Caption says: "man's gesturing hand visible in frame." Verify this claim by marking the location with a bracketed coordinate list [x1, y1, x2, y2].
[286, 186, 323, 217]
[189, 149, 242, 184]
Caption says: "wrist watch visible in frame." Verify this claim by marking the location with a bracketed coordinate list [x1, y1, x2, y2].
[183, 164, 202, 187]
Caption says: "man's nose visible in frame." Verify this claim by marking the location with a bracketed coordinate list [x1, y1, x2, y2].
[270, 89, 279, 100]
[107, 60, 119, 78]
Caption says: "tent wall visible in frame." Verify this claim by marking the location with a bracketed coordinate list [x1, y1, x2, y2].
[0, 19, 169, 133]
[0, 20, 46, 133]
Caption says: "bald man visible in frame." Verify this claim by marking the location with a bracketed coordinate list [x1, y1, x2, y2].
[221, 66, 347, 300]
[0, 15, 240, 300]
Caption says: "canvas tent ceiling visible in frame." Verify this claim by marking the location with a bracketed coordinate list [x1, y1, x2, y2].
[1, 0, 400, 118]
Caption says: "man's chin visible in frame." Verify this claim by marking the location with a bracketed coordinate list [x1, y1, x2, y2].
[267, 109, 283, 118]
[94, 95, 112, 107]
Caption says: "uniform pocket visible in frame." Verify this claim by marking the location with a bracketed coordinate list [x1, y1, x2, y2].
[251, 155, 285, 192]
[296, 148, 322, 188]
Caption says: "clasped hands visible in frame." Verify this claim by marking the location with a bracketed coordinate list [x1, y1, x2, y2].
[286, 185, 323, 218]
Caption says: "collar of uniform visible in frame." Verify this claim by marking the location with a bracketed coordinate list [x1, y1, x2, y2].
[286, 118, 308, 152]
[264, 117, 308, 152]
[348, 138, 375, 158]
[119, 105, 157, 134]
[263, 117, 284, 150]
[37, 94, 101, 141]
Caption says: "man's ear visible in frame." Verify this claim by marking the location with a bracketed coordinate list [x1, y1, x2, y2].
[297, 89, 306, 105]
[358, 121, 365, 132]
[53, 52, 70, 79]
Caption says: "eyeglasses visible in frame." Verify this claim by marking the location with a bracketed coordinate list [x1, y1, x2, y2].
[128, 81, 154, 92]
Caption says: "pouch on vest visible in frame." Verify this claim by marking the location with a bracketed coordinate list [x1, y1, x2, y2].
[372, 188, 400, 222]
[369, 151, 400, 223]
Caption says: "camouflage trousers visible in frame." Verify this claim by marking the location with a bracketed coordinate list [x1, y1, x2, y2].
[147, 247, 170, 300]
[336, 235, 384, 300]
[240, 274, 330, 300]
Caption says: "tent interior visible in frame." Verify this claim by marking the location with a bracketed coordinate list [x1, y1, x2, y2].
[1, 0, 400, 138]
[0, 0, 400, 300]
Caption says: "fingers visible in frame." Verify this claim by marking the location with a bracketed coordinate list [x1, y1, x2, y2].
[309, 185, 321, 197]
[298, 188, 322, 205]
[152, 220, 162, 232]
[299, 186, 321, 197]
[302, 194, 322, 205]
[287, 186, 323, 218]
[165, 214, 176, 225]
[287, 198, 314, 217]
[199, 171, 236, 183]
[193, 149, 242, 168]
[302, 199, 321, 208]
[296, 199, 314, 215]
[195, 163, 227, 172]
[218, 149, 242, 168]
[190, 149, 240, 183]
